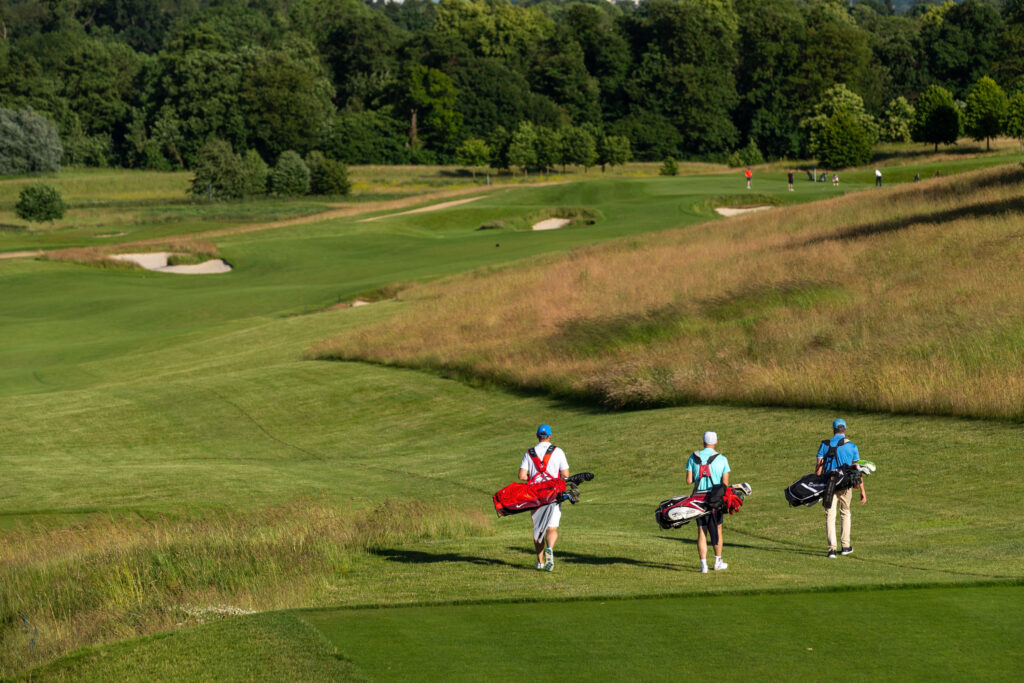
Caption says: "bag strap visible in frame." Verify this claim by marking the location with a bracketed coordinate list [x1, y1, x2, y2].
[823, 438, 847, 471]
[694, 452, 719, 489]
[529, 444, 558, 483]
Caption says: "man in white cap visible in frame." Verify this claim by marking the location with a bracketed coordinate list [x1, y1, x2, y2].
[686, 431, 730, 573]
[816, 418, 866, 558]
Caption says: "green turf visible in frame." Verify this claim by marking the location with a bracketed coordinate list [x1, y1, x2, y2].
[303, 584, 1024, 681]
[2, 160, 1022, 679]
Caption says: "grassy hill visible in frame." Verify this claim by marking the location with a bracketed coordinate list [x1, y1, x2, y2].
[2, 155, 1022, 680]
[316, 164, 1024, 420]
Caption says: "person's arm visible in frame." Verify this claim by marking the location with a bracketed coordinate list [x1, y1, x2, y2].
[722, 472, 730, 486]
[815, 459, 824, 476]
[560, 468, 570, 479]
[859, 480, 867, 504]
[686, 471, 694, 485]
[518, 468, 529, 482]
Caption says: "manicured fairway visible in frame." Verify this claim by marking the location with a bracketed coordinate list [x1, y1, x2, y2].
[304, 584, 1024, 681]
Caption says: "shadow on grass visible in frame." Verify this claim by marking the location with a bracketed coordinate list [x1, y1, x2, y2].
[657, 534, 823, 558]
[370, 547, 522, 568]
[799, 194, 1024, 246]
[506, 546, 680, 570]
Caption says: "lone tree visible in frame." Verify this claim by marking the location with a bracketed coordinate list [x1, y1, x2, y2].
[815, 110, 874, 169]
[964, 76, 1008, 150]
[0, 108, 63, 175]
[454, 138, 491, 178]
[913, 85, 961, 152]
[597, 135, 631, 172]
[16, 184, 66, 224]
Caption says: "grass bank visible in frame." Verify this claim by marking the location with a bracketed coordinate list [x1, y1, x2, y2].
[315, 164, 1024, 420]
[0, 501, 489, 675]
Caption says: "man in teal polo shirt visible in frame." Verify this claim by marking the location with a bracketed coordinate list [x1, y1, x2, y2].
[817, 418, 867, 558]
[686, 431, 730, 573]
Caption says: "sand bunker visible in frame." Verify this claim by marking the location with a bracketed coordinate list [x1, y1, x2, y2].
[715, 205, 773, 217]
[532, 218, 572, 231]
[110, 252, 232, 274]
[360, 196, 486, 222]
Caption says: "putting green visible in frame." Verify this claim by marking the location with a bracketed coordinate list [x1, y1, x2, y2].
[304, 584, 1024, 681]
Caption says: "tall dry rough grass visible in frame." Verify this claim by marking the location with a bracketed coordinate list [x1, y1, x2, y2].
[315, 165, 1024, 420]
[42, 238, 220, 269]
[0, 501, 490, 676]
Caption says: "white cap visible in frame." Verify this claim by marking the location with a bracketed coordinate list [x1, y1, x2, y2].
[703, 431, 718, 445]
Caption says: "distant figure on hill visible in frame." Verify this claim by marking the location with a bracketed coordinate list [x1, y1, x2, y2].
[816, 419, 866, 559]
[686, 431, 731, 573]
[745, 167, 752, 189]
[914, 172, 920, 182]
[787, 170, 794, 192]
[875, 168, 882, 187]
[934, 170, 941, 178]
[832, 174, 839, 186]
[518, 424, 569, 571]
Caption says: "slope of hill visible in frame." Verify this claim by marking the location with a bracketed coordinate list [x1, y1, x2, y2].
[316, 164, 1024, 420]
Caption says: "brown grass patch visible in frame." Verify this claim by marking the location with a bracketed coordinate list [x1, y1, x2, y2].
[0, 501, 490, 677]
[313, 164, 1024, 420]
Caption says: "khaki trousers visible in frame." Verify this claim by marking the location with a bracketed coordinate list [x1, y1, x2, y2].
[825, 487, 853, 551]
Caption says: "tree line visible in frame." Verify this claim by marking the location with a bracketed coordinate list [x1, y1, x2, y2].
[2, 0, 1024, 176]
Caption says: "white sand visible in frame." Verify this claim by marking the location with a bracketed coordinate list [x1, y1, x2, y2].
[359, 196, 486, 222]
[110, 252, 232, 274]
[715, 205, 773, 217]
[351, 299, 372, 307]
[532, 217, 572, 231]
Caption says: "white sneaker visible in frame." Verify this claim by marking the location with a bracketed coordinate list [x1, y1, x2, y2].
[700, 565, 708, 573]
[535, 562, 544, 570]
[714, 559, 728, 571]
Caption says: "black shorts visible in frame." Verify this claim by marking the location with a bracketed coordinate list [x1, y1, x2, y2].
[696, 509, 723, 528]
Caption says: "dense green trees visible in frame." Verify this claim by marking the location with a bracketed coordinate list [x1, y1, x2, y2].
[913, 84, 962, 152]
[2, 0, 1023, 174]
[963, 77, 1008, 150]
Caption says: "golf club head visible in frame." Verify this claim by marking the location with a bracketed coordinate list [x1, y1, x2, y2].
[564, 472, 594, 486]
[855, 460, 876, 475]
[733, 482, 752, 496]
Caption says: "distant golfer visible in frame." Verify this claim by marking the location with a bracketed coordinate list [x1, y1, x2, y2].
[745, 167, 752, 189]
[875, 168, 882, 187]
[816, 419, 866, 559]
[519, 424, 569, 571]
[686, 431, 730, 572]
[787, 170, 794, 192]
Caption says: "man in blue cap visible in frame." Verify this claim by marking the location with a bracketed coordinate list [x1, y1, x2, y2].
[816, 419, 867, 558]
[518, 424, 569, 571]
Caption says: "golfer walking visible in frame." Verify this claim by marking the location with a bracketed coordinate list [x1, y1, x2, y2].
[519, 424, 569, 571]
[686, 431, 730, 572]
[817, 419, 867, 558]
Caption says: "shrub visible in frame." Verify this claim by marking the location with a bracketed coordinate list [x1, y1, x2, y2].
[271, 150, 311, 196]
[189, 139, 244, 200]
[0, 108, 63, 175]
[660, 157, 679, 176]
[727, 139, 765, 167]
[815, 110, 874, 169]
[239, 150, 269, 196]
[15, 184, 66, 223]
[306, 151, 350, 195]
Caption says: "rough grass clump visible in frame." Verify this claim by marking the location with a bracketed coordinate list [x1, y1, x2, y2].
[0, 500, 490, 677]
[314, 164, 1024, 420]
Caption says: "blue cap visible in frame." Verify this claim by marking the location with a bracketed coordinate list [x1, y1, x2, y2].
[833, 418, 847, 430]
[537, 424, 552, 438]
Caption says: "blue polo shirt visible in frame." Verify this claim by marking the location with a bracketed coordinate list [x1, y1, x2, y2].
[816, 434, 859, 472]
[686, 447, 730, 493]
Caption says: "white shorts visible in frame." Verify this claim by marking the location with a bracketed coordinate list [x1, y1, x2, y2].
[531, 502, 561, 541]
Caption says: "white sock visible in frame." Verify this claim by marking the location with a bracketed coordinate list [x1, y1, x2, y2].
[715, 556, 722, 564]
[700, 559, 708, 569]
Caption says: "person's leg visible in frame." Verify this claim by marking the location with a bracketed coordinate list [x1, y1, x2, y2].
[697, 525, 708, 560]
[546, 526, 559, 552]
[839, 488, 853, 550]
[534, 537, 545, 565]
[714, 524, 724, 558]
[825, 495, 839, 552]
